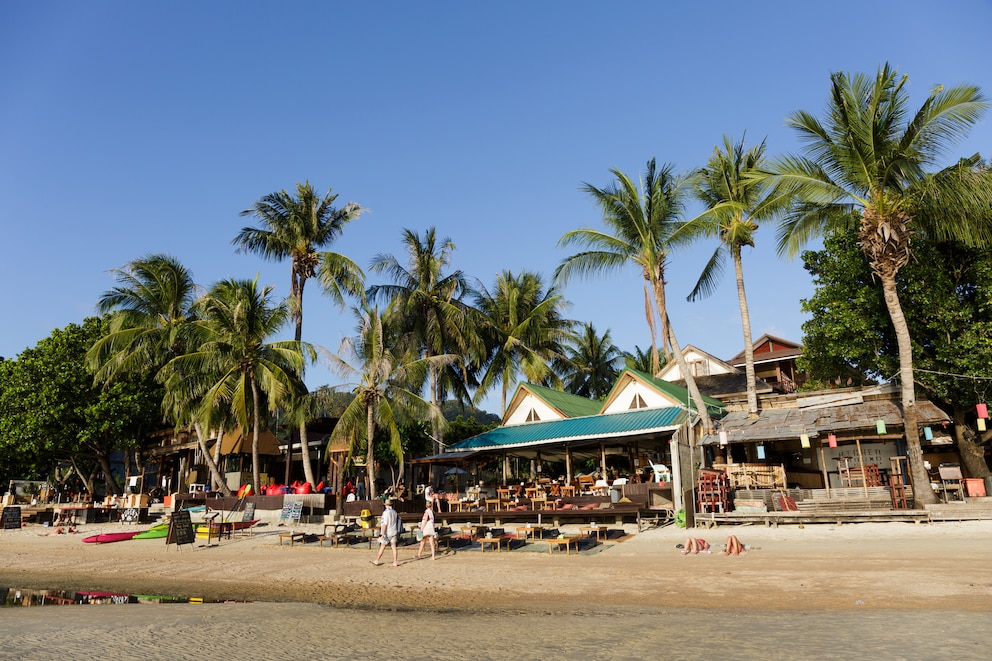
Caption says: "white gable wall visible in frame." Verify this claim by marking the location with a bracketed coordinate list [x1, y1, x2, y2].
[658, 348, 735, 381]
[602, 380, 678, 414]
[504, 392, 564, 426]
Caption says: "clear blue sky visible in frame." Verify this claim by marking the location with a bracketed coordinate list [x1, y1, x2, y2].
[2, 1, 991, 414]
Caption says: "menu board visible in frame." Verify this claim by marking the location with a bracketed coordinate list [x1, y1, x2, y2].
[2, 506, 21, 530]
[166, 510, 195, 546]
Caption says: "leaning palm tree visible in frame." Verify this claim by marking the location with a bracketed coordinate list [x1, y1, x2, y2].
[166, 277, 312, 494]
[558, 322, 627, 399]
[766, 63, 992, 504]
[367, 227, 480, 452]
[686, 135, 789, 416]
[235, 181, 363, 486]
[86, 254, 231, 495]
[473, 270, 575, 414]
[326, 305, 450, 499]
[555, 159, 715, 432]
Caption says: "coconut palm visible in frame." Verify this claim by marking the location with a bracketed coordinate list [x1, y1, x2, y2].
[555, 159, 715, 432]
[235, 181, 363, 486]
[326, 305, 449, 499]
[86, 255, 231, 495]
[558, 322, 627, 399]
[766, 63, 991, 503]
[473, 270, 574, 414]
[367, 227, 480, 451]
[166, 277, 311, 494]
[687, 135, 789, 416]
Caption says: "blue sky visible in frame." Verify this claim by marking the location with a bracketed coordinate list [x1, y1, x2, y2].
[2, 1, 991, 414]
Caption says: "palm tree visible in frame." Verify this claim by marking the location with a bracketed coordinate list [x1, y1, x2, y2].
[235, 181, 363, 486]
[766, 63, 991, 504]
[624, 345, 654, 373]
[86, 254, 232, 495]
[167, 277, 311, 493]
[687, 135, 788, 416]
[555, 159, 715, 432]
[326, 306, 449, 499]
[473, 270, 575, 414]
[558, 322, 626, 399]
[367, 227, 479, 451]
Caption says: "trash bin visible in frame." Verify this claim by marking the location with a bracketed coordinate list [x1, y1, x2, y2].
[610, 486, 622, 503]
[964, 478, 986, 497]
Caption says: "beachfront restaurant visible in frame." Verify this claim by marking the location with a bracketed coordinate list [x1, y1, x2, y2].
[696, 385, 954, 519]
[405, 370, 727, 520]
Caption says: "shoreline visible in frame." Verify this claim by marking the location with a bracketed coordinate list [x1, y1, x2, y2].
[3, 519, 991, 613]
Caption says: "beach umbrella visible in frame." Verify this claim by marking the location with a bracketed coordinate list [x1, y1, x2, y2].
[444, 467, 467, 475]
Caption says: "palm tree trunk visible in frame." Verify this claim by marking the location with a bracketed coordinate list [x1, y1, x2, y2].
[211, 424, 225, 491]
[251, 378, 262, 495]
[879, 274, 935, 505]
[650, 276, 714, 433]
[733, 250, 758, 416]
[643, 282, 660, 374]
[192, 422, 233, 496]
[300, 416, 316, 487]
[366, 404, 377, 499]
[294, 274, 305, 343]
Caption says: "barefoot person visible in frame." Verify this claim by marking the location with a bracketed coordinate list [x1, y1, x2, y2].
[372, 499, 401, 567]
[681, 537, 711, 555]
[415, 502, 437, 560]
[723, 535, 747, 556]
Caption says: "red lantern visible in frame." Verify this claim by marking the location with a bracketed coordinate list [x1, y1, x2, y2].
[977, 403, 988, 419]
[828, 434, 838, 448]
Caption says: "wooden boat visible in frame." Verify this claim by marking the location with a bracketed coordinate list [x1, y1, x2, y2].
[194, 520, 259, 538]
[82, 530, 143, 544]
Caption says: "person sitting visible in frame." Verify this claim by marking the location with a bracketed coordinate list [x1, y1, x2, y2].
[681, 537, 711, 555]
[723, 535, 747, 556]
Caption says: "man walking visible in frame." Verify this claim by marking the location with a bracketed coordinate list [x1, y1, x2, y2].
[371, 499, 401, 566]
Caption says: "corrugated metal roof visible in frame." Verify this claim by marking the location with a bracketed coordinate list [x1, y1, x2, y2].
[450, 407, 691, 452]
[512, 383, 602, 419]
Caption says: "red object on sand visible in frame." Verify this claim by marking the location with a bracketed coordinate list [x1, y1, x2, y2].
[82, 531, 143, 544]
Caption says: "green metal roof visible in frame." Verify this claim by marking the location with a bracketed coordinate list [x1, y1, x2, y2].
[512, 382, 603, 418]
[616, 368, 726, 416]
[449, 406, 691, 452]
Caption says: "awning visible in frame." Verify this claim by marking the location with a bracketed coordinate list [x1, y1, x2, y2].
[216, 429, 283, 455]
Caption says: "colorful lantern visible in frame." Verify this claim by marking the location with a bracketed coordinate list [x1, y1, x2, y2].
[756, 445, 766, 460]
[977, 403, 988, 419]
[923, 426, 933, 441]
[800, 433, 810, 448]
[828, 434, 838, 448]
[876, 420, 887, 435]
[979, 418, 987, 432]
[719, 430, 728, 446]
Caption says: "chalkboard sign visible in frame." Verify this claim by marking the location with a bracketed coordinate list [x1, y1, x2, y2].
[2, 506, 21, 530]
[121, 508, 140, 524]
[242, 502, 256, 522]
[166, 510, 195, 546]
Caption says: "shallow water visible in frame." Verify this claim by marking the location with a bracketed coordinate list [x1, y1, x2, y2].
[1, 602, 986, 660]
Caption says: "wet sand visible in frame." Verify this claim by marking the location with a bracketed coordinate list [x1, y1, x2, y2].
[2, 519, 990, 659]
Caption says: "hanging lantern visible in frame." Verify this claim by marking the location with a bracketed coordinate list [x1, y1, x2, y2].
[979, 418, 987, 432]
[876, 420, 887, 435]
[923, 426, 933, 441]
[800, 433, 810, 449]
[977, 403, 988, 419]
[719, 430, 728, 446]
[828, 435, 838, 448]
[756, 445, 766, 460]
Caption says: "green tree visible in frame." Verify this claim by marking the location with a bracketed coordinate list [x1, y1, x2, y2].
[555, 159, 715, 432]
[558, 322, 626, 399]
[367, 227, 479, 451]
[235, 182, 364, 487]
[166, 277, 311, 493]
[801, 230, 991, 477]
[326, 305, 448, 499]
[85, 254, 232, 495]
[688, 136, 788, 415]
[473, 270, 574, 414]
[767, 63, 992, 502]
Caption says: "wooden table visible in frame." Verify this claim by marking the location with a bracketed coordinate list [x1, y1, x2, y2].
[515, 524, 546, 540]
[546, 535, 581, 554]
[559, 485, 576, 497]
[460, 524, 488, 540]
[580, 525, 608, 541]
[278, 532, 305, 546]
[479, 535, 509, 553]
[319, 523, 352, 547]
[524, 487, 545, 499]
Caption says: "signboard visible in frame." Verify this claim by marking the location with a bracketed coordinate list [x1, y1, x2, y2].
[278, 499, 303, 525]
[121, 508, 140, 524]
[166, 510, 195, 547]
[2, 506, 21, 530]
[242, 502, 256, 522]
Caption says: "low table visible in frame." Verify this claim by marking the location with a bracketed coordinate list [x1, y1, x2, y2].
[579, 525, 608, 541]
[278, 532, 305, 546]
[515, 525, 546, 540]
[546, 535, 581, 554]
[479, 536, 509, 553]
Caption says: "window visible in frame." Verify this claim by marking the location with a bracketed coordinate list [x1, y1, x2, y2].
[689, 360, 710, 377]
[628, 393, 647, 410]
[526, 408, 541, 422]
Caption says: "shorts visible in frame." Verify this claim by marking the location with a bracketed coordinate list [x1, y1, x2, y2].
[380, 534, 398, 545]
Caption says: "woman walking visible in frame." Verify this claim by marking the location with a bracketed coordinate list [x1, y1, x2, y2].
[415, 502, 437, 560]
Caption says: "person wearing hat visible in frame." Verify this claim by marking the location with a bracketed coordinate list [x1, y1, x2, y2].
[371, 499, 401, 566]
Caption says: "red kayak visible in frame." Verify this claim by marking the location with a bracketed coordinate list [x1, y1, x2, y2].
[82, 531, 144, 544]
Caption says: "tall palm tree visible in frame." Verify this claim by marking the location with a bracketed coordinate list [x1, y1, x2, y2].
[687, 135, 788, 416]
[166, 277, 311, 493]
[555, 159, 715, 432]
[367, 227, 479, 451]
[766, 63, 991, 504]
[235, 181, 363, 486]
[558, 322, 626, 399]
[327, 306, 449, 499]
[473, 270, 574, 414]
[86, 255, 231, 495]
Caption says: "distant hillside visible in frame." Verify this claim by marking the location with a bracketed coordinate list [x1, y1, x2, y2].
[441, 400, 500, 425]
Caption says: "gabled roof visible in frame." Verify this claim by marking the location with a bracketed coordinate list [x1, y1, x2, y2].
[503, 382, 602, 424]
[727, 335, 803, 365]
[449, 406, 691, 452]
[658, 345, 737, 380]
[602, 368, 726, 417]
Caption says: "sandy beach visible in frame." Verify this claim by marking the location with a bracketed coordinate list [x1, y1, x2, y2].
[2, 519, 990, 659]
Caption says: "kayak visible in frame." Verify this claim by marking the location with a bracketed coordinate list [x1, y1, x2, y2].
[133, 522, 171, 539]
[195, 520, 259, 537]
[82, 531, 143, 544]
